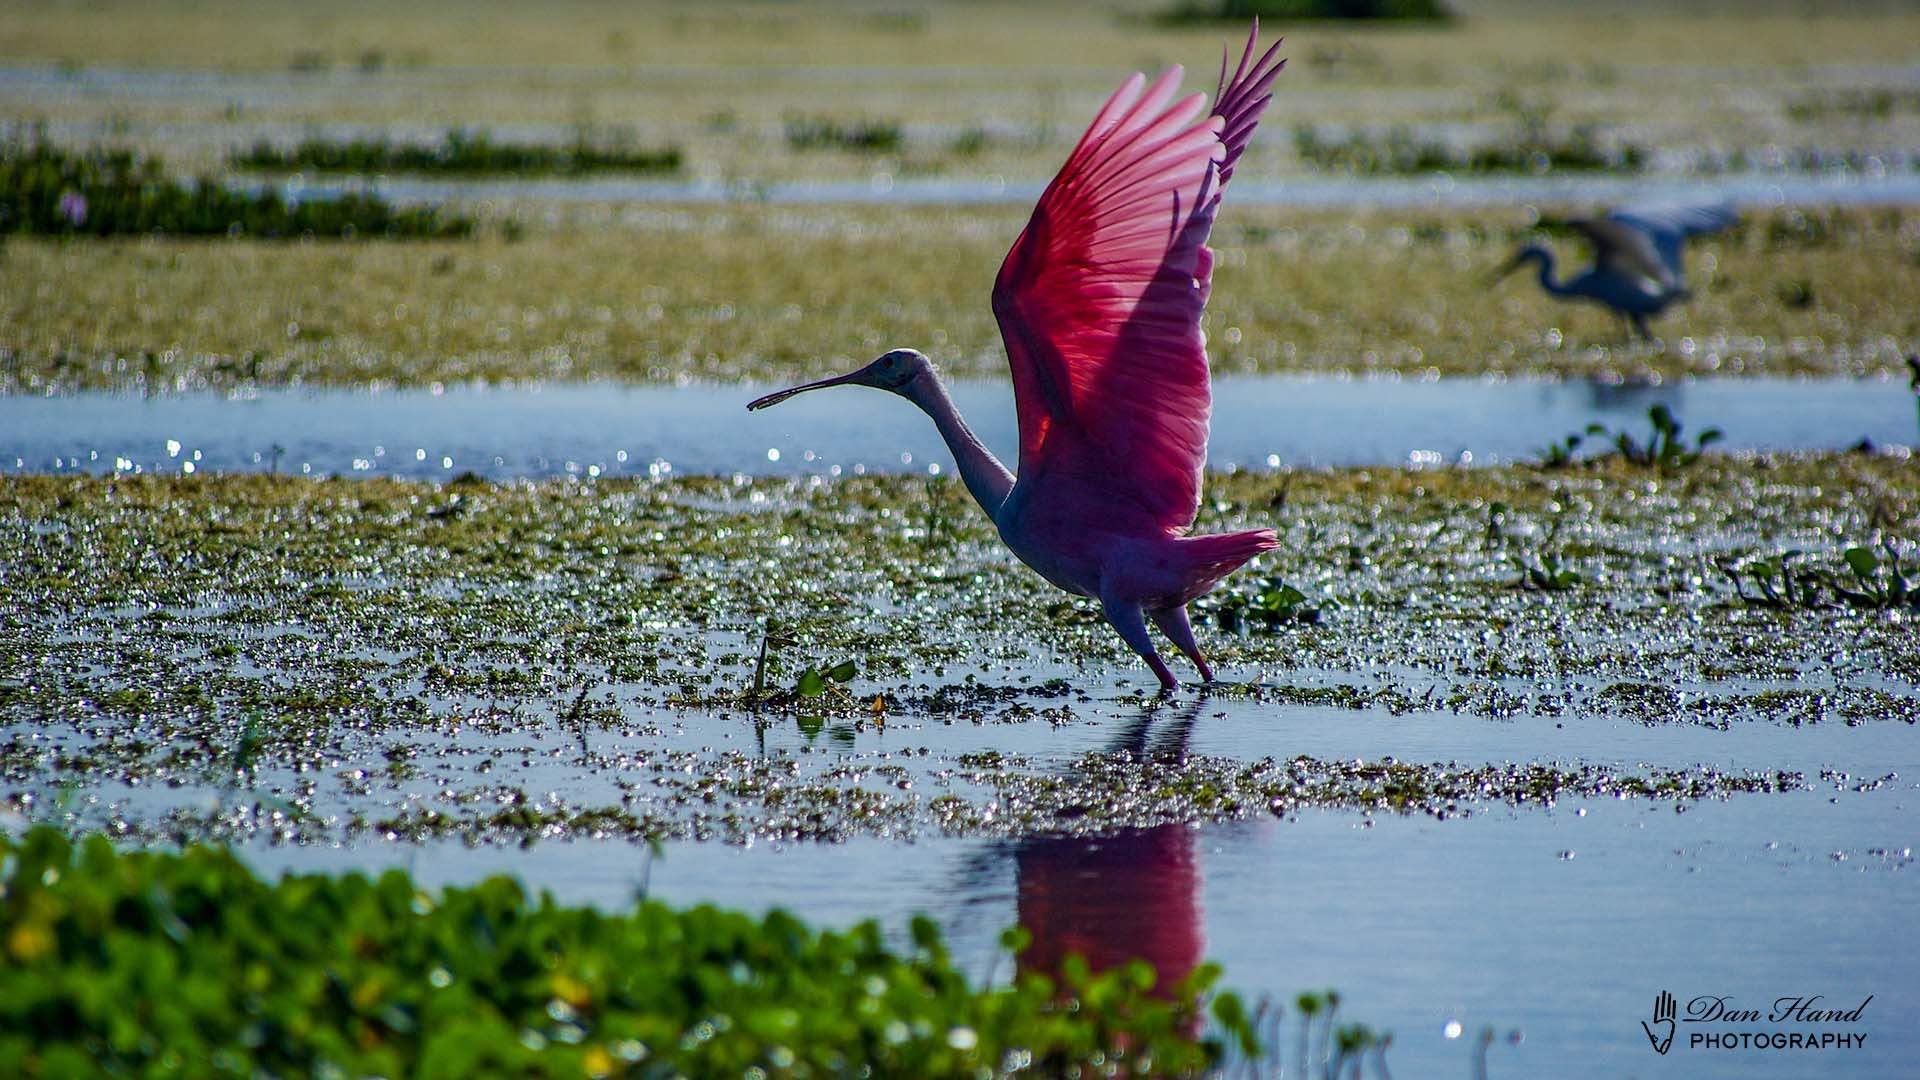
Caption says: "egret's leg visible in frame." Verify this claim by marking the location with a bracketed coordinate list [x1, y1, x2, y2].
[1149, 604, 1214, 683]
[1101, 589, 1177, 691]
[1631, 313, 1652, 341]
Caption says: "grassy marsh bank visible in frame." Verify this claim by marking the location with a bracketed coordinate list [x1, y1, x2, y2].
[4, 205, 1916, 393]
[5, 1, 1920, 182]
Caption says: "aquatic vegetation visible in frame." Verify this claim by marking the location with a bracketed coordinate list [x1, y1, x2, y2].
[2, 204, 1916, 394]
[1533, 430, 1592, 470]
[233, 129, 683, 176]
[0, 827, 1254, 1078]
[0, 136, 470, 239]
[1688, 144, 1920, 177]
[1833, 543, 1918, 610]
[1513, 550, 1582, 593]
[1, 455, 1910, 849]
[793, 659, 860, 697]
[1160, 0, 1452, 23]
[1550, 405, 1722, 471]
[1202, 576, 1331, 632]
[1292, 122, 1647, 176]
[1786, 87, 1920, 122]
[1721, 542, 1920, 612]
[783, 115, 904, 154]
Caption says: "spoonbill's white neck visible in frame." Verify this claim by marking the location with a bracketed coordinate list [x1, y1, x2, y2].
[900, 369, 1015, 517]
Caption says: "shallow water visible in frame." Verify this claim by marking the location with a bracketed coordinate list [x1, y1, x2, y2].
[3, 375, 1911, 480]
[242, 689, 1920, 1079]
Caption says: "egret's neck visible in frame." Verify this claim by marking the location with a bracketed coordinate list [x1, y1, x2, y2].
[1533, 254, 1570, 296]
[903, 371, 1014, 517]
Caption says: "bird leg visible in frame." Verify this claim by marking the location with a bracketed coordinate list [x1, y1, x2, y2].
[1631, 313, 1653, 342]
[1101, 588, 1178, 692]
[1149, 604, 1214, 683]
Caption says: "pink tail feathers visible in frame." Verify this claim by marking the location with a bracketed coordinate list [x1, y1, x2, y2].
[1171, 528, 1279, 604]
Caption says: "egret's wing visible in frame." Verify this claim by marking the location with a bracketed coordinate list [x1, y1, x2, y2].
[1609, 202, 1738, 287]
[992, 25, 1283, 535]
[1570, 216, 1671, 291]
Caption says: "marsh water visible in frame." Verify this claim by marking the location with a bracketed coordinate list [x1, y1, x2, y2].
[231, 685, 1918, 1080]
[6, 370, 1918, 1076]
[4, 375, 1913, 481]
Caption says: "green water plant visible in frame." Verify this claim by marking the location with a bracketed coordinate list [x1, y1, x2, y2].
[0, 828, 1257, 1079]
[793, 658, 858, 697]
[748, 622, 797, 704]
[233, 128, 682, 177]
[1832, 543, 1918, 610]
[1515, 551, 1582, 592]
[1720, 543, 1918, 612]
[1547, 405, 1722, 471]
[1160, 0, 1452, 23]
[1292, 121, 1646, 176]
[1719, 551, 1817, 609]
[1204, 575, 1331, 632]
[783, 115, 904, 153]
[1534, 428, 1599, 469]
[1, 135, 470, 239]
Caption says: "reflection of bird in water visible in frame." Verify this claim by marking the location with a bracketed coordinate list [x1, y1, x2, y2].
[1494, 202, 1738, 340]
[1015, 704, 1205, 998]
[1581, 378, 1680, 413]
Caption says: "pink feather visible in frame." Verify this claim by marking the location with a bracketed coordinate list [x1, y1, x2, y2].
[992, 23, 1286, 539]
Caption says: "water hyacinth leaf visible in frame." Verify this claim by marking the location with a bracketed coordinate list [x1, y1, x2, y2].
[1844, 547, 1879, 579]
[826, 660, 858, 682]
[795, 667, 828, 697]
[0, 826, 1271, 1077]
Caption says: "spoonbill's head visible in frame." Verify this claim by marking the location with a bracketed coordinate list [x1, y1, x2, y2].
[1490, 244, 1552, 285]
[746, 348, 931, 411]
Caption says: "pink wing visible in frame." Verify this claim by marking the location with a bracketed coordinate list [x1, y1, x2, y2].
[992, 25, 1284, 536]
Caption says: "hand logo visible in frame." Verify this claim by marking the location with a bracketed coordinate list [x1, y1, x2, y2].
[1641, 990, 1676, 1055]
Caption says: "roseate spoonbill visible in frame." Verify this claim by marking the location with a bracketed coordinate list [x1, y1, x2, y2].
[1494, 202, 1738, 339]
[748, 25, 1287, 690]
